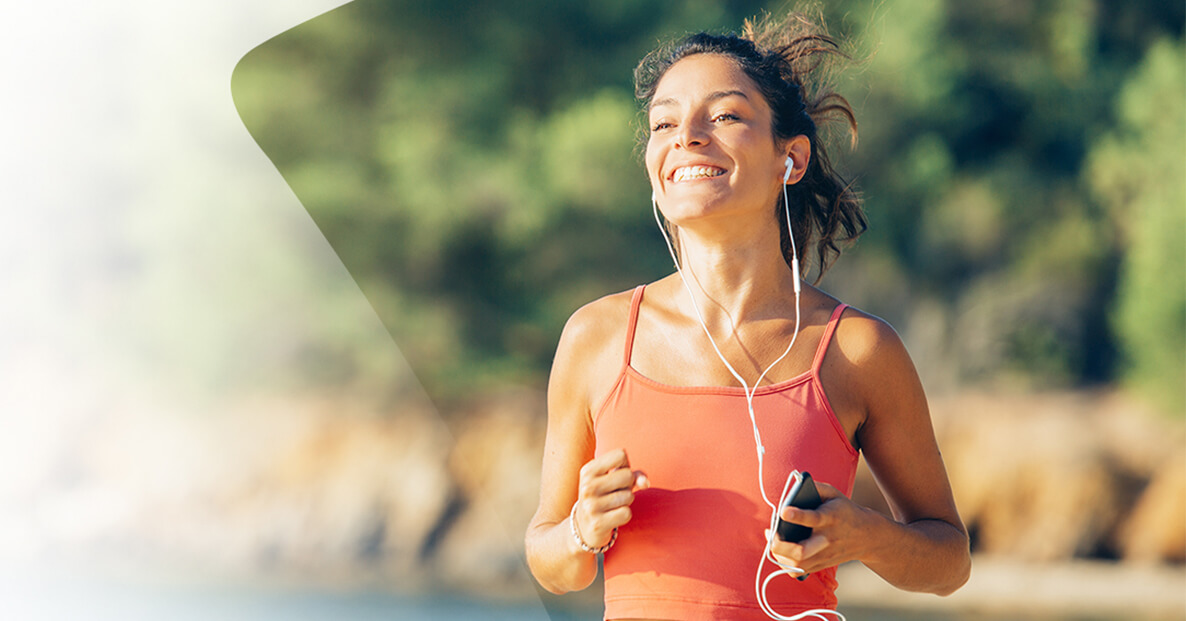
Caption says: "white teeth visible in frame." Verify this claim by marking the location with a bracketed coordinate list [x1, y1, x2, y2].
[672, 166, 725, 182]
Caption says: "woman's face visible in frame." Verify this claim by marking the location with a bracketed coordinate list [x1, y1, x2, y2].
[645, 53, 786, 227]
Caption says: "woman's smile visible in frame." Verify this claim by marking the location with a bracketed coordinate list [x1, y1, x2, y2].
[670, 164, 727, 182]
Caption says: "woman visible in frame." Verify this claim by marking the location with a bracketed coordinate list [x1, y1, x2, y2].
[525, 12, 970, 620]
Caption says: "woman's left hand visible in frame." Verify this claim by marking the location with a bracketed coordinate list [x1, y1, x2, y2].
[767, 481, 882, 576]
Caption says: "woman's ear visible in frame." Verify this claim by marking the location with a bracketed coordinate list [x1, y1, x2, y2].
[783, 135, 811, 185]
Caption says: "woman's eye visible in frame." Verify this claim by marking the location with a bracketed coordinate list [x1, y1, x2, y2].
[650, 121, 673, 132]
[712, 113, 739, 123]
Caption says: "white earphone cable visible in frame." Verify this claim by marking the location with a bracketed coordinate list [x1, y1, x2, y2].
[650, 164, 845, 621]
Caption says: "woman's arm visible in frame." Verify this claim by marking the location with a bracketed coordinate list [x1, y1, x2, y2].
[525, 298, 647, 594]
[771, 312, 971, 595]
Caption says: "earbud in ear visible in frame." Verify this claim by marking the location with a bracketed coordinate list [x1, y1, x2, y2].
[651, 191, 657, 203]
[783, 156, 794, 183]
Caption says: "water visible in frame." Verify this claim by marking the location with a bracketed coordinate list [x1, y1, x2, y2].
[3, 585, 1136, 621]
[0, 570, 1157, 621]
[3, 576, 556, 621]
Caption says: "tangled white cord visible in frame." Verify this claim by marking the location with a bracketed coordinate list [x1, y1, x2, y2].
[755, 471, 845, 621]
[650, 177, 845, 621]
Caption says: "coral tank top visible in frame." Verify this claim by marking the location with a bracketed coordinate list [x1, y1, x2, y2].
[593, 285, 859, 621]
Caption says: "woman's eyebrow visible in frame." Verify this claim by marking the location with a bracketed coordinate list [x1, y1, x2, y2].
[706, 90, 750, 103]
[649, 89, 750, 112]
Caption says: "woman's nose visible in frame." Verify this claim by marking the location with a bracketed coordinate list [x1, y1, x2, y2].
[676, 120, 709, 149]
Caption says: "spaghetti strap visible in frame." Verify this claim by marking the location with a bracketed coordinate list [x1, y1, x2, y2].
[811, 303, 848, 375]
[623, 285, 646, 367]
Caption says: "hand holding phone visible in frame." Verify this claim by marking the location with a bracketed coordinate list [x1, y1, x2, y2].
[773, 471, 823, 580]
[775, 471, 822, 543]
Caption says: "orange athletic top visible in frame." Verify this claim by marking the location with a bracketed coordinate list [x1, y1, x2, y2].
[593, 285, 859, 621]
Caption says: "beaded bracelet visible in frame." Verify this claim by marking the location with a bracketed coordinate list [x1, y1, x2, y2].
[569, 501, 617, 554]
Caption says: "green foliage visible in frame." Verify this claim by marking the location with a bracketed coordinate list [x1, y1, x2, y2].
[234, 0, 769, 404]
[1088, 38, 1186, 415]
[233, 0, 1184, 411]
[833, 0, 1182, 392]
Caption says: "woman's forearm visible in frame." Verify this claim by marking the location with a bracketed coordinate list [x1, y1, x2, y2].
[860, 511, 971, 596]
[525, 516, 599, 595]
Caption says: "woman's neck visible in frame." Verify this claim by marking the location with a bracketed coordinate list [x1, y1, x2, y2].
[674, 223, 796, 328]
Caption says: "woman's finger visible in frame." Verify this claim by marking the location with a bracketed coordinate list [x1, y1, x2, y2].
[779, 505, 823, 528]
[586, 487, 636, 512]
[585, 465, 634, 496]
[767, 535, 806, 563]
[598, 448, 631, 471]
[814, 481, 843, 500]
[581, 502, 634, 539]
[602, 505, 633, 528]
[580, 449, 630, 481]
[796, 533, 830, 561]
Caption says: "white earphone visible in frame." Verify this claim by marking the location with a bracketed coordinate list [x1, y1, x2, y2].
[782, 157, 801, 296]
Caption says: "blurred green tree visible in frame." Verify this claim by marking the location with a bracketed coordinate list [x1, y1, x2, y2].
[233, 0, 1184, 414]
[234, 0, 772, 407]
[1088, 38, 1186, 415]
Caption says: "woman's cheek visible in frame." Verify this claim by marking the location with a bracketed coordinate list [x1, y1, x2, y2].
[644, 147, 662, 189]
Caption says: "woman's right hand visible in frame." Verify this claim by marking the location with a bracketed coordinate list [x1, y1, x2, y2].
[572, 448, 649, 550]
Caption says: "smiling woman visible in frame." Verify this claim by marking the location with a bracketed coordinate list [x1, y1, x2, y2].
[636, 23, 866, 286]
[646, 55, 791, 228]
[525, 10, 970, 621]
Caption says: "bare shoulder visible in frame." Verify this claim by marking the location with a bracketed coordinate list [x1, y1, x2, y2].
[831, 306, 910, 370]
[821, 304, 922, 441]
[555, 287, 636, 365]
[550, 287, 639, 416]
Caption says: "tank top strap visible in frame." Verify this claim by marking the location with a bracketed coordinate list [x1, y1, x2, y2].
[811, 303, 849, 375]
[622, 285, 646, 367]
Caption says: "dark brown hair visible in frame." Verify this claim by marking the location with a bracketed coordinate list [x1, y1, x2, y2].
[634, 11, 867, 282]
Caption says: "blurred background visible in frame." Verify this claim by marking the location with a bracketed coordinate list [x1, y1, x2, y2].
[2, 0, 1182, 619]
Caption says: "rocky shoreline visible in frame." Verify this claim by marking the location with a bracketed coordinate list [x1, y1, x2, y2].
[4, 387, 1182, 611]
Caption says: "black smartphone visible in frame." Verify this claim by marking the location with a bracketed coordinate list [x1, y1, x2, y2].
[775, 471, 822, 543]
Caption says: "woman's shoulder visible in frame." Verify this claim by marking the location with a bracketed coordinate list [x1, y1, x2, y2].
[549, 285, 648, 416]
[801, 287, 910, 374]
[831, 303, 906, 364]
[564, 277, 688, 345]
[824, 299, 919, 407]
[560, 286, 641, 346]
[800, 288, 898, 348]
[817, 297, 920, 440]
